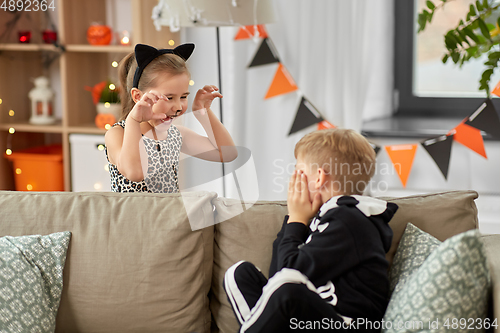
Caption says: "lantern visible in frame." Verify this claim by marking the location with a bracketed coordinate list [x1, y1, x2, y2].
[28, 76, 56, 125]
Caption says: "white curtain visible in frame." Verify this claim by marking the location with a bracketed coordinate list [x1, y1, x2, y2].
[180, 0, 394, 200]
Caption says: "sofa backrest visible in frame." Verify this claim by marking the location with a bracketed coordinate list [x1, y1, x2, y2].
[0, 190, 479, 333]
[0, 191, 216, 333]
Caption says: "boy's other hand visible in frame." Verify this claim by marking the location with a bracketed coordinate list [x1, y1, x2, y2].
[287, 170, 323, 226]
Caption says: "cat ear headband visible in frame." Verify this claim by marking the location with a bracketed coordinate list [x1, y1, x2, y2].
[132, 43, 195, 89]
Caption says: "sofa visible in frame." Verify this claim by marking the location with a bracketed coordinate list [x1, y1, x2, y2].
[0, 189, 498, 332]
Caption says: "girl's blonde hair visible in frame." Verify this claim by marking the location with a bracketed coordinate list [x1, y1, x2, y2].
[294, 128, 376, 195]
[118, 51, 190, 121]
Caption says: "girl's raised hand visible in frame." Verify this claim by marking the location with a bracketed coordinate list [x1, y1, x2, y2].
[128, 90, 167, 123]
[192, 85, 223, 112]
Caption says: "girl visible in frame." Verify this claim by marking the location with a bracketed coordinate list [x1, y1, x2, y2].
[105, 43, 237, 193]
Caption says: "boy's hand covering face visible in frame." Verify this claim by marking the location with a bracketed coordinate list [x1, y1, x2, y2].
[287, 170, 323, 226]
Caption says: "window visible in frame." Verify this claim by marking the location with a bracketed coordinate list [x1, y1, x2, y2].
[394, 0, 500, 117]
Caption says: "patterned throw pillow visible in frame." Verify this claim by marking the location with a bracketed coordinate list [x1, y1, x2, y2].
[382, 230, 491, 333]
[388, 223, 442, 297]
[0, 231, 71, 333]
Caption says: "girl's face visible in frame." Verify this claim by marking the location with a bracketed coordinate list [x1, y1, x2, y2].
[149, 72, 190, 128]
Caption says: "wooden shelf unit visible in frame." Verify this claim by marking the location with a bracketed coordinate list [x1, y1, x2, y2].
[0, 0, 179, 191]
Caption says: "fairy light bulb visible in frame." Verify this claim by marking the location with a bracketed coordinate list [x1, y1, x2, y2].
[9, 110, 14, 116]
[104, 164, 109, 172]
[26, 184, 33, 191]
[109, 83, 115, 90]
[94, 182, 102, 190]
[15, 168, 21, 175]
[105, 124, 111, 130]
[8, 127, 15, 134]
[5, 149, 12, 155]
[120, 31, 130, 45]
[112, 61, 118, 68]
[97, 144, 105, 151]
[0, 99, 2, 104]
[168, 39, 175, 46]
[104, 102, 111, 108]
[189, 80, 195, 86]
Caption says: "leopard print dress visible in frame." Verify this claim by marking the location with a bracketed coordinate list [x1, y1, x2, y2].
[105, 120, 182, 193]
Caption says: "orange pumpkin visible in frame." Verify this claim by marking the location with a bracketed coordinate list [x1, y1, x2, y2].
[87, 24, 112, 45]
[95, 113, 116, 129]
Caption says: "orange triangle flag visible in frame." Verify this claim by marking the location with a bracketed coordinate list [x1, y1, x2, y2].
[451, 121, 487, 158]
[264, 63, 298, 99]
[385, 144, 418, 187]
[492, 80, 500, 97]
[235, 25, 268, 40]
[318, 120, 336, 130]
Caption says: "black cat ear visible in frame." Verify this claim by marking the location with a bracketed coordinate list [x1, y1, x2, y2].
[133, 43, 195, 88]
[134, 44, 162, 69]
[173, 43, 195, 61]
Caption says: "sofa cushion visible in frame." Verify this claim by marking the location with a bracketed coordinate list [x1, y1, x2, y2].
[383, 190, 478, 267]
[388, 223, 441, 297]
[382, 230, 490, 333]
[0, 231, 71, 333]
[211, 197, 288, 333]
[0, 191, 216, 333]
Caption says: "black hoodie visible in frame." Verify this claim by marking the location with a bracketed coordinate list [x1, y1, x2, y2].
[269, 195, 397, 322]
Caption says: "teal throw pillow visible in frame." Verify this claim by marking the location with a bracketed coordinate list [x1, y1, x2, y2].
[388, 223, 442, 297]
[383, 229, 491, 333]
[0, 231, 71, 333]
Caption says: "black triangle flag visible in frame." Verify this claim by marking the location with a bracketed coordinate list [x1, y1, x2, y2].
[421, 134, 454, 180]
[370, 143, 381, 156]
[464, 99, 500, 139]
[248, 38, 280, 68]
[288, 97, 324, 135]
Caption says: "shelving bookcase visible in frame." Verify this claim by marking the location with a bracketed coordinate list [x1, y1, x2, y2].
[0, 0, 179, 191]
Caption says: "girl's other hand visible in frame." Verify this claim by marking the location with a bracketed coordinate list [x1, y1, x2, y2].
[192, 85, 223, 112]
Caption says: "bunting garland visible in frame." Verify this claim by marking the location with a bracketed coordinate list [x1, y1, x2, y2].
[385, 144, 419, 187]
[264, 63, 298, 99]
[463, 99, 500, 139]
[451, 121, 487, 159]
[235, 24, 268, 40]
[370, 143, 381, 156]
[235, 24, 500, 188]
[421, 135, 454, 180]
[248, 38, 280, 68]
[289, 97, 324, 135]
[318, 120, 336, 130]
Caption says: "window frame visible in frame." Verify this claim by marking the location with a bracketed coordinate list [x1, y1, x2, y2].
[394, 0, 500, 117]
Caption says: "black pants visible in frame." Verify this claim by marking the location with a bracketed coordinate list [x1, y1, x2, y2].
[223, 261, 352, 333]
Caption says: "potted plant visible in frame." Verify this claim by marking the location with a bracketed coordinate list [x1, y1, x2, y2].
[418, 0, 500, 96]
[85, 80, 121, 122]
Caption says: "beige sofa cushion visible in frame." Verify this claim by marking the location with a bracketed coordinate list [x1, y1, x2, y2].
[211, 190, 479, 333]
[383, 190, 479, 266]
[0, 191, 216, 333]
[211, 198, 288, 333]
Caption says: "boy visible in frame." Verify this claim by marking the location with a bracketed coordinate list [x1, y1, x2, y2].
[224, 128, 398, 332]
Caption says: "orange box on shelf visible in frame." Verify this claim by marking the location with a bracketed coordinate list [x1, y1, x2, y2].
[4, 144, 64, 191]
